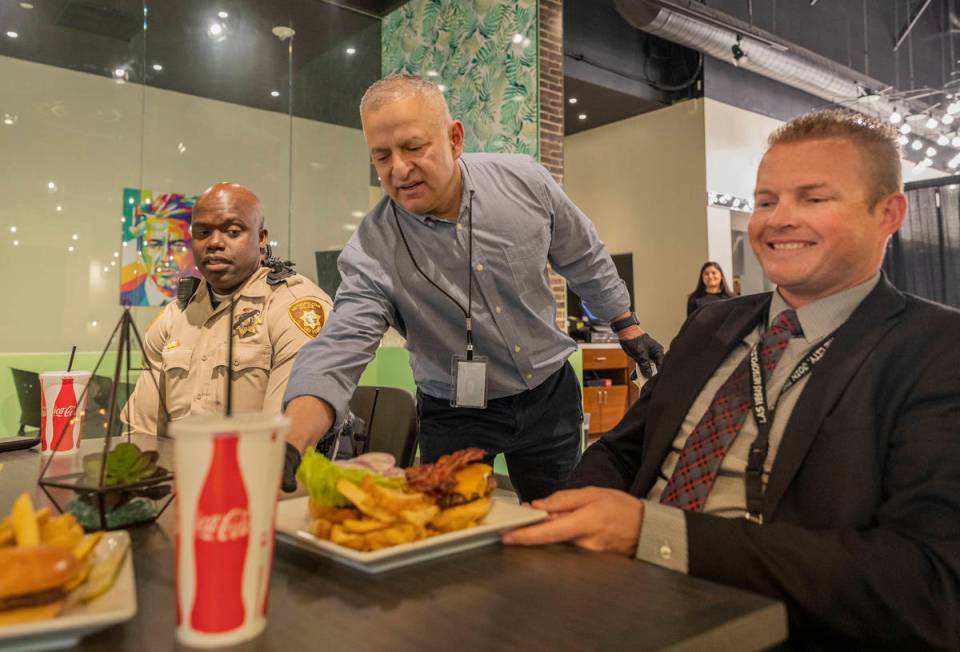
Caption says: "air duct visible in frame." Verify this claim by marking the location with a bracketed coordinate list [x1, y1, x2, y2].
[615, 0, 943, 147]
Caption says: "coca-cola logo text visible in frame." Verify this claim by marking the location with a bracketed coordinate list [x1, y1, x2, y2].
[53, 405, 75, 418]
[195, 508, 250, 542]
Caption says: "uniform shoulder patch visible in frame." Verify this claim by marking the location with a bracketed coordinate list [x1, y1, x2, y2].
[288, 298, 327, 338]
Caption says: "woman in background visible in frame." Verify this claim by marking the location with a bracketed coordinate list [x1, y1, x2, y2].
[687, 261, 734, 317]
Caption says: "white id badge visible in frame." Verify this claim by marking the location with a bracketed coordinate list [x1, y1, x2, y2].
[451, 354, 488, 408]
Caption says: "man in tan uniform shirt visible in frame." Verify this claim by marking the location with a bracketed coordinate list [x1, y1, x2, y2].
[123, 182, 332, 437]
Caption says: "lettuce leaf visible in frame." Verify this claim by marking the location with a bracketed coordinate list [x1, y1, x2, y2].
[295, 448, 405, 507]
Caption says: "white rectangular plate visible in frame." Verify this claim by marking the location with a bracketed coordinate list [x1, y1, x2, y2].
[0, 530, 137, 652]
[275, 496, 547, 574]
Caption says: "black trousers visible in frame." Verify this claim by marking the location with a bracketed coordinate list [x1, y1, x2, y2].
[416, 362, 583, 502]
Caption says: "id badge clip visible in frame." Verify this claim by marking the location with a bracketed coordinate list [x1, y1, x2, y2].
[451, 353, 488, 408]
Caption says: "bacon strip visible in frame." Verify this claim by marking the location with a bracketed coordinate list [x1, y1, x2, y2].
[405, 448, 486, 496]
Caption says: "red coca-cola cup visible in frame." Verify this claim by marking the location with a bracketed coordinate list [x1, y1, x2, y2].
[39, 371, 91, 456]
[171, 413, 288, 648]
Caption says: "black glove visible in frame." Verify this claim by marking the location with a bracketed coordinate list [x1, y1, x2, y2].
[620, 332, 665, 379]
[281, 442, 302, 493]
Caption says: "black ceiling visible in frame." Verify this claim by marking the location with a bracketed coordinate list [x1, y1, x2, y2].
[0, 0, 383, 129]
[1, 0, 953, 139]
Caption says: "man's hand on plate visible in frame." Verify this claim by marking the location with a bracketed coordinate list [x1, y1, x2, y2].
[502, 487, 644, 557]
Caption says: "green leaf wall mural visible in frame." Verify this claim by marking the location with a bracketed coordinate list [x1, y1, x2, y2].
[382, 0, 539, 158]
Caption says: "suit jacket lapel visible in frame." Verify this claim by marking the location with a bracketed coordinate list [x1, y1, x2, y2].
[763, 278, 906, 519]
[631, 296, 771, 494]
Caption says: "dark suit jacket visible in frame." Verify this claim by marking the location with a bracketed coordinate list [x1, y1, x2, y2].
[570, 277, 960, 648]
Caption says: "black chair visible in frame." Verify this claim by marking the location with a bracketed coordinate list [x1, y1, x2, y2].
[84, 375, 134, 439]
[348, 386, 418, 467]
[9, 368, 41, 435]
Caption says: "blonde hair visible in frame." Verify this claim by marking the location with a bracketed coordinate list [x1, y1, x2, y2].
[359, 73, 451, 123]
[767, 109, 902, 208]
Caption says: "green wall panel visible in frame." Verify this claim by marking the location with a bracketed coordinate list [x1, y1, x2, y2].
[382, 0, 539, 157]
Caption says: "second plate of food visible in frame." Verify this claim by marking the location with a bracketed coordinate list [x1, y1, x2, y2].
[274, 496, 546, 573]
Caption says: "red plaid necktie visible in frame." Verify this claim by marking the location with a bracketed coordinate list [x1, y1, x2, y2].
[659, 310, 803, 511]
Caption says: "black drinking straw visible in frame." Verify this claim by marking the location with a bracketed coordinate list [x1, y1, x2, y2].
[226, 298, 236, 416]
[66, 345, 76, 372]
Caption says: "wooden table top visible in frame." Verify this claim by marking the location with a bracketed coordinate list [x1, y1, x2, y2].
[0, 437, 787, 651]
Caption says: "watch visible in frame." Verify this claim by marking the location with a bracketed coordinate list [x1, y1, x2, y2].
[611, 313, 640, 333]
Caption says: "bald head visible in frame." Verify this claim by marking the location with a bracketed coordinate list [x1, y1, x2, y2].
[190, 182, 268, 294]
[194, 182, 264, 231]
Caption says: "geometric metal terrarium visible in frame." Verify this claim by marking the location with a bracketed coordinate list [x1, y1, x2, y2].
[38, 308, 174, 531]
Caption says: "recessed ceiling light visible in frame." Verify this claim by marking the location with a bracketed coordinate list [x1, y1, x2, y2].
[2, 114, 15, 126]
[218, 11, 228, 18]
[72, 234, 79, 240]
[152, 63, 163, 72]
[351, 210, 364, 218]
[56, 205, 62, 212]
[67, 245, 74, 252]
[103, 267, 109, 272]
[9, 226, 16, 233]
[19, 2, 33, 8]
[6, 31, 19, 39]
[568, 97, 578, 105]
[270, 90, 280, 97]
[343, 224, 357, 231]
[345, 47, 356, 55]
[578, 113, 587, 120]
[47, 181, 57, 191]
[12, 240, 19, 246]
[113, 68, 126, 79]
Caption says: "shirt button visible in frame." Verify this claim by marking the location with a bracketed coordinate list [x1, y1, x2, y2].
[495, 306, 502, 314]
[525, 373, 532, 380]
[233, 360, 240, 367]
[195, 393, 202, 400]
[201, 355, 207, 362]
[514, 345, 521, 353]
[659, 544, 673, 561]
[476, 264, 484, 272]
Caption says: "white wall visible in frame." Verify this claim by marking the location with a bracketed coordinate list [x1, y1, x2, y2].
[0, 55, 370, 353]
[565, 100, 708, 342]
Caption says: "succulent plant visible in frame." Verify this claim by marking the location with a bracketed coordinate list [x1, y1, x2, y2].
[84, 442, 162, 487]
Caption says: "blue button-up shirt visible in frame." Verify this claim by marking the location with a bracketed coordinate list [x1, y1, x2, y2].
[284, 153, 631, 425]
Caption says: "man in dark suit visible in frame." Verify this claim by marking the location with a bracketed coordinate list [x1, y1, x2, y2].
[504, 109, 960, 648]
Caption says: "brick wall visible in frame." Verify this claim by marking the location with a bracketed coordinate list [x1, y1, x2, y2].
[540, 0, 567, 330]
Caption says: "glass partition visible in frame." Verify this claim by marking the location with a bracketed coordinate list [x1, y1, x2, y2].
[0, 0, 380, 433]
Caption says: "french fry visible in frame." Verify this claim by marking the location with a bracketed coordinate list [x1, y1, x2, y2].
[329, 524, 366, 551]
[73, 531, 105, 562]
[342, 518, 389, 534]
[364, 523, 419, 550]
[335, 479, 397, 524]
[360, 477, 433, 512]
[308, 518, 333, 540]
[398, 505, 440, 529]
[11, 493, 39, 547]
[0, 517, 13, 547]
[41, 514, 84, 550]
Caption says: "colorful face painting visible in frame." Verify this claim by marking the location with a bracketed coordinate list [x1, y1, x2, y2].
[120, 189, 199, 307]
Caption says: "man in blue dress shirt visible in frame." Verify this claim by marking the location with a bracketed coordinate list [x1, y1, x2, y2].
[282, 74, 662, 500]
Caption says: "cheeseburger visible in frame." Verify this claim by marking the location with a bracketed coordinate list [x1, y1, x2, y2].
[406, 448, 497, 532]
[0, 545, 80, 625]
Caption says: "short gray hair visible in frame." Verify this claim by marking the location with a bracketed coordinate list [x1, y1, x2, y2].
[359, 73, 451, 121]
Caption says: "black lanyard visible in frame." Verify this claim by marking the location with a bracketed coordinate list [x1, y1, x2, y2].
[744, 333, 833, 523]
[392, 187, 476, 360]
